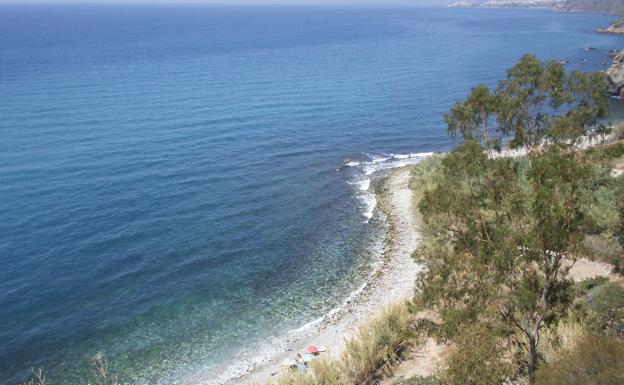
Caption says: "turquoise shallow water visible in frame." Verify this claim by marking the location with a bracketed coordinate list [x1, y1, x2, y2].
[0, 4, 623, 384]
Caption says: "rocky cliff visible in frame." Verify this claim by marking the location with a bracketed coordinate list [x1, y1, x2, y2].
[448, 0, 563, 9]
[607, 51, 624, 98]
[449, 0, 624, 15]
[555, 0, 624, 15]
[598, 19, 624, 34]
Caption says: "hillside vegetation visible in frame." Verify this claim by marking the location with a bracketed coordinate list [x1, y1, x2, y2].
[556, 0, 624, 15]
[450, 0, 624, 15]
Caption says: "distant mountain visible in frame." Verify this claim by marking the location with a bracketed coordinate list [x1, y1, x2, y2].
[449, 0, 624, 15]
[448, 0, 563, 9]
[555, 0, 624, 15]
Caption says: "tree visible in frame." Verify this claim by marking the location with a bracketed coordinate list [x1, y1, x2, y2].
[445, 54, 609, 152]
[446, 85, 500, 154]
[416, 56, 610, 385]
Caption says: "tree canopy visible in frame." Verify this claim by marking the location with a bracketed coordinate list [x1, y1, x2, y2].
[416, 55, 612, 385]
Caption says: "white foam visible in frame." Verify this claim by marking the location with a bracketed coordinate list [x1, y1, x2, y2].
[353, 151, 435, 217]
[363, 152, 435, 175]
[344, 160, 360, 167]
[362, 193, 377, 221]
[356, 179, 371, 191]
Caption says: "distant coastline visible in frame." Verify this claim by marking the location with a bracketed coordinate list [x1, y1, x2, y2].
[448, 0, 624, 16]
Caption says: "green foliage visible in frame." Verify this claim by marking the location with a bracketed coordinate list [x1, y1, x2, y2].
[443, 323, 513, 385]
[417, 55, 613, 385]
[445, 54, 609, 152]
[577, 276, 609, 294]
[586, 282, 624, 337]
[536, 334, 624, 385]
[445, 85, 501, 149]
[583, 234, 623, 271]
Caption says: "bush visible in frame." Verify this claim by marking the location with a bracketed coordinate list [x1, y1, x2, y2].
[577, 276, 609, 294]
[341, 303, 413, 383]
[583, 234, 623, 270]
[586, 282, 624, 337]
[536, 334, 624, 385]
[442, 323, 513, 385]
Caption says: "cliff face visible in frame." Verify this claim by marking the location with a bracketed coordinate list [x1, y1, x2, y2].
[449, 0, 624, 14]
[555, 0, 624, 15]
[607, 51, 624, 98]
[448, 0, 563, 9]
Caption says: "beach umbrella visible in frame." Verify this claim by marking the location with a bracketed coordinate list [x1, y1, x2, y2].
[281, 358, 297, 367]
[307, 346, 319, 354]
[316, 346, 327, 352]
[302, 353, 317, 362]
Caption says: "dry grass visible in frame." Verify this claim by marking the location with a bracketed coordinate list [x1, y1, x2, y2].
[539, 321, 587, 364]
[266, 303, 414, 385]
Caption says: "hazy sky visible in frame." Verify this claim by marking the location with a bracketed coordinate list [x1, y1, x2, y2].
[0, 0, 452, 5]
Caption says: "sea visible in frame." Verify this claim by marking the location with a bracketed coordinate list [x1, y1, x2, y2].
[1, 4, 623, 385]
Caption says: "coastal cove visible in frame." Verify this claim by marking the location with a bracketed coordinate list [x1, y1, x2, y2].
[1, 5, 624, 385]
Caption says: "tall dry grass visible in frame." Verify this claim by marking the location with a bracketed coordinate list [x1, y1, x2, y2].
[266, 302, 414, 385]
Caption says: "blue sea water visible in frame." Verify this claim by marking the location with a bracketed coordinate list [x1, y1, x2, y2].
[1, 4, 623, 384]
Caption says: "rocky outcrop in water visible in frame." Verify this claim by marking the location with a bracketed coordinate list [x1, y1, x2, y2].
[607, 50, 624, 98]
[598, 19, 624, 34]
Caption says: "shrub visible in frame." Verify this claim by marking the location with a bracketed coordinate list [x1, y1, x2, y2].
[586, 282, 624, 337]
[583, 234, 623, 269]
[442, 323, 513, 385]
[577, 276, 609, 294]
[536, 334, 624, 385]
[308, 358, 343, 385]
[341, 303, 413, 383]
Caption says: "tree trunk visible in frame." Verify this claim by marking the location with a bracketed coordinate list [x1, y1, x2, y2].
[528, 332, 538, 385]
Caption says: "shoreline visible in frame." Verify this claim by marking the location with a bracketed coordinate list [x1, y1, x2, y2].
[230, 166, 423, 385]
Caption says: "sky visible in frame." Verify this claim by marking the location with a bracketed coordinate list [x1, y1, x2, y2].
[0, 0, 451, 5]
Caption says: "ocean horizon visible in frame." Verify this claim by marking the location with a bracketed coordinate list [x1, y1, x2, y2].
[1, 4, 623, 384]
